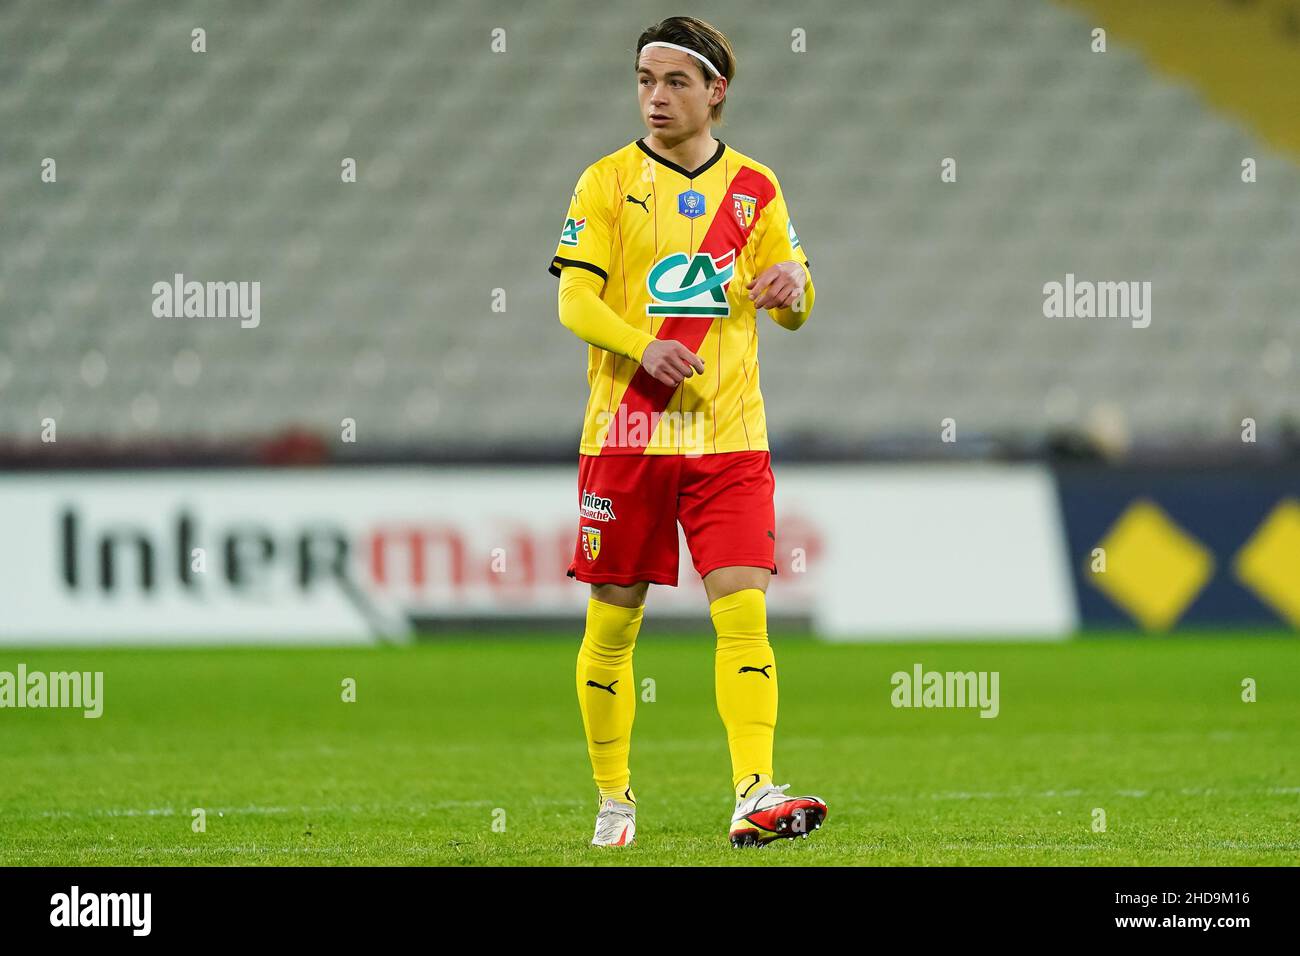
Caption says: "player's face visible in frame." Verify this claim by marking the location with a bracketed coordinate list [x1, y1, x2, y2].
[636, 48, 717, 143]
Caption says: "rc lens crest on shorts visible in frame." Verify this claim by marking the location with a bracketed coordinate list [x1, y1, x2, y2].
[581, 526, 602, 561]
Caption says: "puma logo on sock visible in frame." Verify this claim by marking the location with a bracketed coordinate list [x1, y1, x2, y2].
[586, 678, 619, 695]
[738, 665, 772, 678]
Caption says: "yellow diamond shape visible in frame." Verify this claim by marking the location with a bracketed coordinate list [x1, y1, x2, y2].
[1233, 498, 1300, 628]
[1088, 499, 1214, 631]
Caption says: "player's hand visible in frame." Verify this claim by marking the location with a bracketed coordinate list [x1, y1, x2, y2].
[747, 260, 807, 311]
[640, 339, 705, 387]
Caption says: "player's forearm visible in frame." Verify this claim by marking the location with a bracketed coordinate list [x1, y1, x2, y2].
[770, 268, 814, 331]
[557, 268, 658, 362]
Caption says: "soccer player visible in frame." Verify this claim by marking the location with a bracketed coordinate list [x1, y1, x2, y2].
[549, 16, 827, 848]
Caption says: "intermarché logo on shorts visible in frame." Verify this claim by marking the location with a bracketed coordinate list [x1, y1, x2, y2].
[595, 408, 705, 453]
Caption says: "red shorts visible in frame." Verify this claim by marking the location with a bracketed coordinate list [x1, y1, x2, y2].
[567, 450, 777, 587]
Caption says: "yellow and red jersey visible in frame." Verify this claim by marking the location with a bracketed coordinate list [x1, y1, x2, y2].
[549, 138, 812, 456]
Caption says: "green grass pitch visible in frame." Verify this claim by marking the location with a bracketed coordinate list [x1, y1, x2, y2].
[1, 632, 1296, 865]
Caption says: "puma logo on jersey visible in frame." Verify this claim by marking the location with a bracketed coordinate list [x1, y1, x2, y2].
[625, 193, 651, 213]
[738, 665, 773, 678]
[586, 678, 619, 695]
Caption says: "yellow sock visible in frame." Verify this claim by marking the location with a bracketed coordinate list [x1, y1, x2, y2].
[599, 786, 636, 806]
[735, 772, 774, 802]
[576, 597, 644, 800]
[711, 588, 778, 796]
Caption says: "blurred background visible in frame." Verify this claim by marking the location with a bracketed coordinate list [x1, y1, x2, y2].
[1, 0, 1297, 641]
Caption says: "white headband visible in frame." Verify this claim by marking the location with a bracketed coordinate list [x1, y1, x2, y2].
[639, 41, 722, 79]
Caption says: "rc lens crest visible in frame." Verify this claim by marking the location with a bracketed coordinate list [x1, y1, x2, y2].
[732, 193, 757, 229]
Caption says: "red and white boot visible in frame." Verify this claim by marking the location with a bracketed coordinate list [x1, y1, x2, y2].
[729, 782, 827, 847]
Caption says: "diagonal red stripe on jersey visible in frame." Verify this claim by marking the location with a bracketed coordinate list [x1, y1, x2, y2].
[602, 166, 776, 454]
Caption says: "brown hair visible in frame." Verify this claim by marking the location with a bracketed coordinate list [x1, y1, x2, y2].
[635, 17, 736, 124]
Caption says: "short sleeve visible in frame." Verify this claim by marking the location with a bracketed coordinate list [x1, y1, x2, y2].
[548, 164, 614, 281]
[753, 174, 811, 275]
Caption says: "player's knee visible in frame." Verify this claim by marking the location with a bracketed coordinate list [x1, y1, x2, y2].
[591, 581, 648, 608]
[704, 567, 771, 602]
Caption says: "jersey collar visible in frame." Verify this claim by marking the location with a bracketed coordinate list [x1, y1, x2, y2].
[635, 137, 727, 180]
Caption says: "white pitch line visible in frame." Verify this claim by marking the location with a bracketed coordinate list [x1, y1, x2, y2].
[10, 784, 1297, 822]
[937, 842, 1300, 852]
[15, 798, 584, 820]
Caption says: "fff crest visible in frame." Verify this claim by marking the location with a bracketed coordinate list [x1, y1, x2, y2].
[677, 189, 706, 219]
